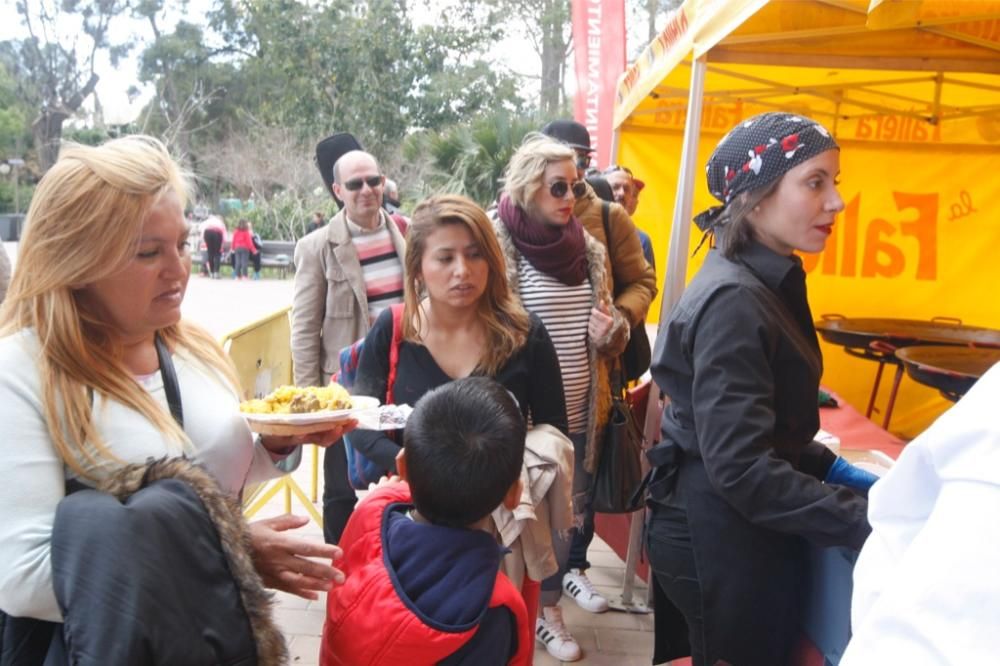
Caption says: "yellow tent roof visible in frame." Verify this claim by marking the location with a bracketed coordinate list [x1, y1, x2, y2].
[614, 0, 1000, 441]
[615, 0, 1000, 132]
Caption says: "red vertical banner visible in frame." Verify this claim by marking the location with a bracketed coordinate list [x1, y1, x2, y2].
[572, 0, 626, 170]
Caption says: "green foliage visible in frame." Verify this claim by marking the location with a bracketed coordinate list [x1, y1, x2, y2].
[0, 61, 31, 159]
[64, 127, 111, 146]
[190, 0, 524, 156]
[234, 189, 334, 241]
[404, 111, 539, 207]
[0, 178, 34, 214]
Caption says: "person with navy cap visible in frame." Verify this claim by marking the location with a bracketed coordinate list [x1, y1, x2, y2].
[645, 112, 877, 665]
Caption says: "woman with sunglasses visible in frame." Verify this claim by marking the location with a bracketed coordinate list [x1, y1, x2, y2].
[492, 133, 630, 662]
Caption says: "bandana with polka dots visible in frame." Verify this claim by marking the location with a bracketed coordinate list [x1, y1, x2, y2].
[694, 112, 839, 232]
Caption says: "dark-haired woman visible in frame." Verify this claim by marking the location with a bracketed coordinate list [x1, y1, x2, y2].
[646, 112, 879, 665]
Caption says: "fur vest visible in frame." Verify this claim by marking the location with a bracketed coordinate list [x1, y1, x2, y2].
[50, 457, 287, 665]
[493, 216, 630, 472]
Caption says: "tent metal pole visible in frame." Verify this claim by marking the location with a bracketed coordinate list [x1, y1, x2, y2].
[613, 54, 709, 615]
[661, 54, 708, 320]
[609, 126, 622, 169]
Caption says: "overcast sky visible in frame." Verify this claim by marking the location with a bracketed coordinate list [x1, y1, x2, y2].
[1, 1, 661, 125]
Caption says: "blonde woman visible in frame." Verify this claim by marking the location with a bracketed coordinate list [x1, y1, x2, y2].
[0, 137, 352, 635]
[493, 133, 630, 662]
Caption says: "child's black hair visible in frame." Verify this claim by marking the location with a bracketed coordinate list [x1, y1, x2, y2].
[403, 376, 526, 528]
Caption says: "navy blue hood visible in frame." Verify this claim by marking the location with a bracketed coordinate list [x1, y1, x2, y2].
[382, 502, 504, 631]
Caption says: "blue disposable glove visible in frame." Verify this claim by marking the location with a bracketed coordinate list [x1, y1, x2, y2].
[824, 456, 879, 492]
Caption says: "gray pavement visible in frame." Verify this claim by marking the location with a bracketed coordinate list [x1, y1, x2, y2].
[4, 241, 656, 665]
[181, 274, 295, 338]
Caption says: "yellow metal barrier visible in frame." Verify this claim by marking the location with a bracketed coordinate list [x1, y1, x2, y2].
[220, 306, 323, 526]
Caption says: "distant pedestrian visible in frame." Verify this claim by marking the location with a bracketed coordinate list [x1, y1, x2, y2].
[383, 178, 410, 236]
[306, 211, 325, 235]
[202, 215, 227, 279]
[230, 218, 257, 280]
[250, 222, 263, 280]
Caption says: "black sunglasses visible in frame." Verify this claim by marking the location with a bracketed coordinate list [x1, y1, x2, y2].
[575, 154, 592, 170]
[549, 180, 588, 199]
[343, 175, 383, 191]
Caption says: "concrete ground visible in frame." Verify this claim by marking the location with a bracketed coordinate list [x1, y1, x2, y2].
[179, 272, 656, 666]
[252, 454, 653, 666]
[0, 244, 658, 664]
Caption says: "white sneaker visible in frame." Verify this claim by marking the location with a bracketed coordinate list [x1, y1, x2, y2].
[535, 605, 582, 662]
[562, 568, 609, 613]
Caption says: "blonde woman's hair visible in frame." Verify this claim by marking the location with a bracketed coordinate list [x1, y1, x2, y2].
[502, 133, 576, 209]
[403, 194, 530, 376]
[0, 135, 240, 478]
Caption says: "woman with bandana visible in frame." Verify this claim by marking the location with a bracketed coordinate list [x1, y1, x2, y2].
[645, 112, 878, 666]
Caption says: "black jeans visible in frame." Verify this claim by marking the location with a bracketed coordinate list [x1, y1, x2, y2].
[322, 439, 357, 544]
[567, 432, 594, 571]
[646, 495, 801, 666]
[203, 229, 223, 274]
[646, 502, 705, 664]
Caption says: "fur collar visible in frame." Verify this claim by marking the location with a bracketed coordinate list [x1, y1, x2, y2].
[99, 457, 288, 666]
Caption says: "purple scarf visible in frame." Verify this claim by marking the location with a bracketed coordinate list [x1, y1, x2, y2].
[497, 193, 588, 286]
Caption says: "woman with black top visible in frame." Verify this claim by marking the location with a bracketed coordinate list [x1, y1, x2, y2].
[646, 112, 880, 666]
[349, 194, 568, 470]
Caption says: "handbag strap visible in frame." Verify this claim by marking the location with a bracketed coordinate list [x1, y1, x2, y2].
[154, 333, 184, 428]
[385, 303, 404, 405]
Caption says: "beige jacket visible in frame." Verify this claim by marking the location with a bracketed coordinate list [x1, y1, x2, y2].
[574, 184, 658, 326]
[290, 209, 406, 386]
[492, 424, 575, 584]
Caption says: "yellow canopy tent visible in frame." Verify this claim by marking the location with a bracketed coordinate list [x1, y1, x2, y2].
[615, 0, 1000, 438]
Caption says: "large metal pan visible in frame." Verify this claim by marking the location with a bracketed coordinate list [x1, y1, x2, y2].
[895, 346, 1000, 400]
[815, 316, 1000, 351]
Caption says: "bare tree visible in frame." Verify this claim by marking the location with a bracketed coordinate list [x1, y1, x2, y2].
[200, 123, 317, 200]
[496, 0, 571, 117]
[12, 0, 132, 171]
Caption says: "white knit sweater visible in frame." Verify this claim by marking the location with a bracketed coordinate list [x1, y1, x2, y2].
[0, 330, 286, 621]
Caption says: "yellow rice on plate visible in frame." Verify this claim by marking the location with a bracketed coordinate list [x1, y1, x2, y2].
[240, 383, 352, 414]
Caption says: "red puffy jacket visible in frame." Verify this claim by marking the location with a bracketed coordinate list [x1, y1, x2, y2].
[320, 483, 531, 666]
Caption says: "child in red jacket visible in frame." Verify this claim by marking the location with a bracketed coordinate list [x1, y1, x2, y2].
[229, 218, 257, 280]
[321, 377, 531, 666]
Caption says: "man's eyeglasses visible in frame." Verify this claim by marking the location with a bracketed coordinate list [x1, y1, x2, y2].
[343, 175, 384, 191]
[549, 180, 588, 199]
[575, 153, 592, 170]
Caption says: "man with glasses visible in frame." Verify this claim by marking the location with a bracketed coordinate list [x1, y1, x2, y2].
[292, 149, 406, 544]
[604, 165, 655, 274]
[540, 120, 657, 615]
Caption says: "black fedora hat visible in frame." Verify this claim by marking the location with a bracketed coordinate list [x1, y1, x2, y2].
[541, 120, 594, 153]
[315, 132, 363, 209]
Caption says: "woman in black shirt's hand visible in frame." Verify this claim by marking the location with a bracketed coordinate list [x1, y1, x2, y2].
[646, 112, 873, 666]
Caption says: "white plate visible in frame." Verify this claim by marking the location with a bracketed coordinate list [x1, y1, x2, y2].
[242, 396, 380, 426]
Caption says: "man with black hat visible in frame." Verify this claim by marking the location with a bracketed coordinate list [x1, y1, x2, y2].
[540, 119, 657, 614]
[292, 141, 406, 544]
